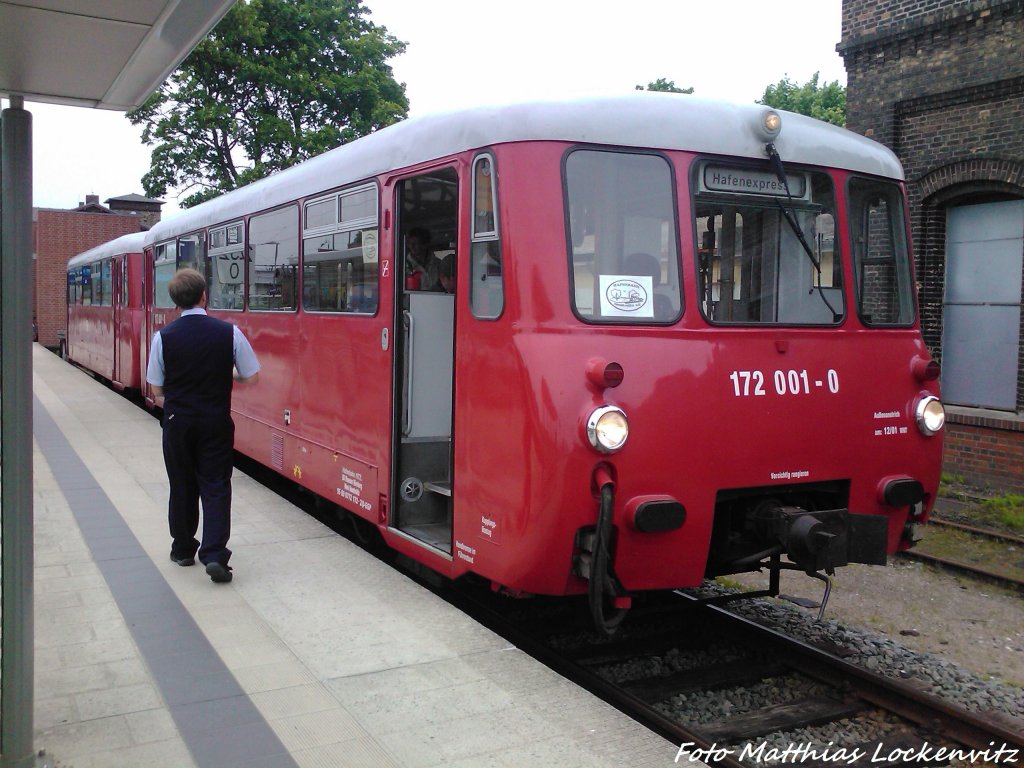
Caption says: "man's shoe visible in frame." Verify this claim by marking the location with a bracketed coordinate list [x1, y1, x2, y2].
[205, 562, 233, 583]
[170, 552, 195, 567]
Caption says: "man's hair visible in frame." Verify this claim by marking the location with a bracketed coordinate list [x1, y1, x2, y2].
[408, 227, 431, 244]
[168, 268, 206, 309]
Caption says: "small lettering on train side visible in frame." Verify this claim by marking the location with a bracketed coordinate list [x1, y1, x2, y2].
[769, 470, 810, 481]
[873, 425, 909, 437]
[337, 466, 371, 511]
[455, 540, 476, 564]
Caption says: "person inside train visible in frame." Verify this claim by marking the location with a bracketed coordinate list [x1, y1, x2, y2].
[623, 251, 673, 320]
[405, 227, 437, 290]
[438, 253, 456, 294]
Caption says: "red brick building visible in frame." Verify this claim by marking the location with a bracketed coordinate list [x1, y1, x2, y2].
[33, 193, 162, 349]
[839, 0, 1024, 492]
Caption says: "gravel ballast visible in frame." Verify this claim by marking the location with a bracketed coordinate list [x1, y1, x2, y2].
[713, 559, 1024, 718]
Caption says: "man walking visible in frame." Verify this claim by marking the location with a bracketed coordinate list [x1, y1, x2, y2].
[147, 268, 260, 583]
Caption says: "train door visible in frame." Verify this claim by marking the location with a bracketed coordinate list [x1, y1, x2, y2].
[141, 247, 153, 401]
[391, 167, 459, 554]
[112, 255, 128, 390]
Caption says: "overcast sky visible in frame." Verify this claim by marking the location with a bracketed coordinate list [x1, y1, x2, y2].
[21, 0, 845, 217]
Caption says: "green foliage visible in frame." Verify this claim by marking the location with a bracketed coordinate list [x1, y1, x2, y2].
[757, 72, 846, 127]
[636, 78, 694, 94]
[128, 0, 408, 208]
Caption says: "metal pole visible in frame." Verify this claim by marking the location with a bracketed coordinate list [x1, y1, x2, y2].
[1, 94, 35, 768]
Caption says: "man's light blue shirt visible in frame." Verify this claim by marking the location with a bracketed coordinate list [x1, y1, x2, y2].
[146, 308, 260, 387]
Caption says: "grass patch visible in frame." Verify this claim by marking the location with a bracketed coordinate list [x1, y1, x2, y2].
[915, 525, 1024, 585]
[714, 576, 755, 593]
[980, 494, 1024, 532]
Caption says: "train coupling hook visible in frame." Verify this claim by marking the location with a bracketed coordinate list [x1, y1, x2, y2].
[806, 569, 833, 621]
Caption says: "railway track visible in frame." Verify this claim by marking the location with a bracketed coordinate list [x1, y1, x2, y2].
[899, 517, 1024, 591]
[451, 588, 1024, 768]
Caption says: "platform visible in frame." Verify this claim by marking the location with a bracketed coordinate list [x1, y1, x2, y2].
[29, 345, 679, 768]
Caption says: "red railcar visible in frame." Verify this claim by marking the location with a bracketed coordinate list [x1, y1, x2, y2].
[66, 232, 147, 393]
[93, 95, 946, 631]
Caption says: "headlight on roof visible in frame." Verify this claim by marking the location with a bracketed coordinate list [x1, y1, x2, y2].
[915, 395, 945, 436]
[758, 108, 782, 141]
[587, 405, 629, 453]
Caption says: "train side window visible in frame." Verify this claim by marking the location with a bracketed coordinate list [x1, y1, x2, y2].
[75, 267, 85, 305]
[565, 150, 681, 323]
[848, 177, 914, 326]
[177, 232, 204, 274]
[100, 258, 113, 306]
[119, 259, 129, 306]
[304, 197, 336, 230]
[194, 225, 233, 309]
[302, 184, 378, 314]
[81, 265, 93, 306]
[91, 261, 103, 306]
[205, 225, 244, 310]
[470, 154, 503, 318]
[153, 241, 176, 308]
[248, 207, 298, 312]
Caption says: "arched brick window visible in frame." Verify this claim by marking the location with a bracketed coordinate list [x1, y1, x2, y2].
[914, 160, 1024, 411]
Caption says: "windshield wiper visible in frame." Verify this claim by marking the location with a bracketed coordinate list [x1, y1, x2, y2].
[765, 142, 840, 322]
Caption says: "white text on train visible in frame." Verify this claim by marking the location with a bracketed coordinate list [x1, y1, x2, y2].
[730, 369, 840, 397]
[455, 541, 476, 564]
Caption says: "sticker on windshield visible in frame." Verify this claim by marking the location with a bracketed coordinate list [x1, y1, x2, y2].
[599, 275, 653, 318]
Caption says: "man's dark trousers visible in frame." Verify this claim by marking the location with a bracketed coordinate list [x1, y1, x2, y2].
[163, 412, 234, 566]
[159, 312, 236, 567]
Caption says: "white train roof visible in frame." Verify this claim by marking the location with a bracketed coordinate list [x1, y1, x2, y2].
[147, 93, 904, 243]
[67, 230, 147, 270]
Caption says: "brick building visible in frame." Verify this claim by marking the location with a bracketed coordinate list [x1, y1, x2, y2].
[33, 193, 163, 349]
[838, 0, 1024, 491]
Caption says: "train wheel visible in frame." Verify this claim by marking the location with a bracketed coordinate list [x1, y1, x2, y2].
[349, 513, 383, 549]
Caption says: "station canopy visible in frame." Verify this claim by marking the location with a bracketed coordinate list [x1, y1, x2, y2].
[0, 1, 236, 110]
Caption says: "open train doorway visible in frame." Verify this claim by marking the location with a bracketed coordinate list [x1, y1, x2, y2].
[392, 167, 459, 554]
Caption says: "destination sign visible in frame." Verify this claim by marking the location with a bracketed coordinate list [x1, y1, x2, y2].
[702, 165, 808, 199]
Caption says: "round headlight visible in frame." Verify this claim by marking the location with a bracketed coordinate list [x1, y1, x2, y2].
[915, 396, 945, 436]
[758, 108, 782, 140]
[587, 406, 629, 453]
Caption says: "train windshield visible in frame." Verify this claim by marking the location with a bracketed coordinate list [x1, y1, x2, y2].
[694, 164, 842, 325]
[566, 150, 682, 323]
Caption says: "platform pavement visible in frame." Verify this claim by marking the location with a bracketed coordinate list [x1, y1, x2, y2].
[29, 345, 685, 768]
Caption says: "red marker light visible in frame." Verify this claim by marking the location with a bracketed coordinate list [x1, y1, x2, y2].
[912, 357, 940, 382]
[586, 358, 624, 389]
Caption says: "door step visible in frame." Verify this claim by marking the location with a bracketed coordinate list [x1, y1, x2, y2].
[423, 481, 451, 497]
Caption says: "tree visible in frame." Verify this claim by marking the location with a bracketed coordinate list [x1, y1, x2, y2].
[636, 78, 694, 94]
[758, 72, 846, 127]
[128, 0, 409, 208]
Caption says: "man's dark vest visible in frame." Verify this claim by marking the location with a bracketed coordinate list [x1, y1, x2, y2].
[160, 314, 234, 419]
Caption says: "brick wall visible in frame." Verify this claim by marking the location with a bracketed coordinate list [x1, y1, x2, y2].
[842, 0, 978, 38]
[840, 0, 1024, 492]
[944, 417, 1024, 492]
[33, 210, 142, 349]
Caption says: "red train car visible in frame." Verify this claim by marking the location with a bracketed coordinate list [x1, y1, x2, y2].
[93, 95, 946, 632]
[66, 231, 148, 393]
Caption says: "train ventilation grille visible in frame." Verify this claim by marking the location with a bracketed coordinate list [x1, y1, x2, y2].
[271, 433, 284, 470]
